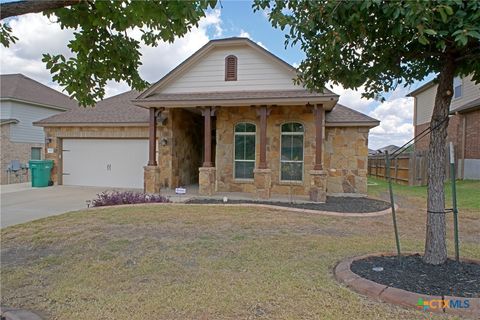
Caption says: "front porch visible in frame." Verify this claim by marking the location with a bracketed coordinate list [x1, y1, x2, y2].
[142, 103, 329, 202]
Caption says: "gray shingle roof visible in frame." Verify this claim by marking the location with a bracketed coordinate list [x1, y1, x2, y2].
[35, 90, 148, 125]
[1, 74, 78, 110]
[325, 104, 379, 125]
[35, 91, 378, 127]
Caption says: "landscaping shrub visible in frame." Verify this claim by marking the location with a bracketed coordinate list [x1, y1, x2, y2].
[91, 191, 170, 207]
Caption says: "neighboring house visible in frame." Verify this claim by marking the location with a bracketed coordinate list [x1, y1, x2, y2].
[376, 145, 400, 154]
[0, 74, 78, 184]
[408, 75, 480, 179]
[36, 37, 379, 201]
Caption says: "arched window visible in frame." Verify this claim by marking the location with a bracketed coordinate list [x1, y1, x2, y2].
[280, 122, 304, 181]
[225, 55, 238, 81]
[234, 122, 255, 179]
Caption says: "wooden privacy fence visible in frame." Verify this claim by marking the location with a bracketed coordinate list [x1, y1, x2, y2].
[368, 151, 428, 186]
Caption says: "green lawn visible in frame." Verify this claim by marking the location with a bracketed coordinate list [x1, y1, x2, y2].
[368, 177, 480, 210]
[1, 189, 479, 319]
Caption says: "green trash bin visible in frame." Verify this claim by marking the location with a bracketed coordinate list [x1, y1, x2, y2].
[29, 160, 54, 187]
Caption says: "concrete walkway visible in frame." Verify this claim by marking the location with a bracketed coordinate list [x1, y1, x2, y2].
[0, 184, 139, 228]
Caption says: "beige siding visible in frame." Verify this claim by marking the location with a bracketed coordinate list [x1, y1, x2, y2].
[415, 75, 480, 125]
[415, 85, 437, 125]
[451, 75, 480, 110]
[160, 46, 300, 93]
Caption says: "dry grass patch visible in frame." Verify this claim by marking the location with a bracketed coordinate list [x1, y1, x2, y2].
[1, 195, 479, 319]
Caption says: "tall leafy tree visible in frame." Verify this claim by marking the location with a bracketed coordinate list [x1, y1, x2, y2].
[254, 0, 480, 264]
[0, 0, 217, 106]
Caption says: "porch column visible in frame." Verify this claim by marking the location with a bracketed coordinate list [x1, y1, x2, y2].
[314, 104, 324, 170]
[148, 108, 158, 166]
[254, 105, 272, 199]
[199, 106, 216, 195]
[258, 105, 268, 169]
[202, 106, 213, 167]
[144, 107, 161, 194]
[309, 104, 327, 202]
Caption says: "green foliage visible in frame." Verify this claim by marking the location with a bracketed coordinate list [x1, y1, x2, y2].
[254, 0, 480, 99]
[2, 0, 217, 106]
[0, 23, 18, 47]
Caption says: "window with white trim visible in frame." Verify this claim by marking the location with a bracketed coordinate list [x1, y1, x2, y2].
[234, 122, 256, 179]
[280, 122, 304, 181]
[453, 77, 462, 99]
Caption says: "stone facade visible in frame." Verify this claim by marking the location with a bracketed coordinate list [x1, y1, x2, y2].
[214, 105, 370, 197]
[324, 127, 369, 195]
[144, 166, 160, 193]
[170, 109, 203, 187]
[1, 124, 43, 184]
[42, 106, 372, 197]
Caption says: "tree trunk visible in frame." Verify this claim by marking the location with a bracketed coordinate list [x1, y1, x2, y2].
[423, 58, 456, 265]
[0, 0, 80, 20]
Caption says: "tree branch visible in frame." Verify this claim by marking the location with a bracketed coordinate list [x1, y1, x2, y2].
[0, 0, 81, 20]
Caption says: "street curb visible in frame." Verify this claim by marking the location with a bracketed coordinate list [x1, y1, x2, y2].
[334, 252, 480, 318]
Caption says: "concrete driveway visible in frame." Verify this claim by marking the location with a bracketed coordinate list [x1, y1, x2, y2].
[1, 183, 138, 228]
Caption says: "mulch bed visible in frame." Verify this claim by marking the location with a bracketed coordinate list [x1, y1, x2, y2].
[185, 196, 390, 213]
[350, 254, 480, 298]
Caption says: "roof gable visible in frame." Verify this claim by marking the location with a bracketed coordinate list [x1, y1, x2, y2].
[138, 38, 334, 98]
[1, 74, 78, 110]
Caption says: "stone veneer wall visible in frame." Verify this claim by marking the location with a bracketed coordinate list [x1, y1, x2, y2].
[215, 105, 370, 197]
[215, 106, 315, 195]
[43, 125, 152, 185]
[324, 127, 368, 195]
[170, 109, 203, 187]
[1, 124, 44, 184]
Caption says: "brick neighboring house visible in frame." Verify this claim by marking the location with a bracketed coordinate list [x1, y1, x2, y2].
[408, 75, 480, 179]
[0, 74, 78, 184]
[36, 37, 379, 201]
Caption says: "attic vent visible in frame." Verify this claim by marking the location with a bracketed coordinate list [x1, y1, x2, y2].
[225, 55, 237, 81]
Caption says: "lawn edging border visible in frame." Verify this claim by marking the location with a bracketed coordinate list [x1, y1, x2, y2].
[334, 252, 480, 317]
[88, 202, 394, 217]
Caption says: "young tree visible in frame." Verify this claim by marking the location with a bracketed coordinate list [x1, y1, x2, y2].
[254, 0, 480, 264]
[0, 0, 217, 106]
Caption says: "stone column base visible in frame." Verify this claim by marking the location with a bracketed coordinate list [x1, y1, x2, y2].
[254, 168, 272, 199]
[309, 170, 327, 202]
[199, 167, 216, 196]
[144, 165, 161, 194]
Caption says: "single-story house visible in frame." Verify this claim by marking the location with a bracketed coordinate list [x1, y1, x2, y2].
[35, 37, 379, 201]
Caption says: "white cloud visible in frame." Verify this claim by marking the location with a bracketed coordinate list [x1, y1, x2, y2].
[368, 96, 414, 149]
[327, 83, 414, 149]
[0, 13, 75, 92]
[329, 83, 375, 111]
[238, 29, 268, 49]
[239, 29, 250, 38]
[1, 9, 223, 98]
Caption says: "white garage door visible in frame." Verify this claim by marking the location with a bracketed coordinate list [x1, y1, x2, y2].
[62, 139, 148, 189]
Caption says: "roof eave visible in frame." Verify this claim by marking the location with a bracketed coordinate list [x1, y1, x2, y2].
[132, 96, 339, 110]
[406, 80, 436, 97]
[34, 122, 149, 127]
[325, 121, 379, 128]
[0, 97, 72, 111]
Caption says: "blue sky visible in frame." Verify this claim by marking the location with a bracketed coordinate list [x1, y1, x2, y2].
[0, 1, 435, 149]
